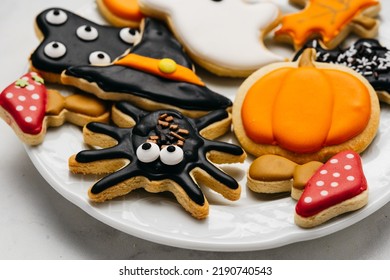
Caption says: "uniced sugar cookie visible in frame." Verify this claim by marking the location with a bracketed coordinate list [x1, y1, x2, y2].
[69, 103, 246, 219]
[275, 0, 381, 49]
[138, 0, 285, 77]
[232, 48, 380, 164]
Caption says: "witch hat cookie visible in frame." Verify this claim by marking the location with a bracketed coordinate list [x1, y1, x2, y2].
[62, 18, 232, 118]
[30, 8, 140, 83]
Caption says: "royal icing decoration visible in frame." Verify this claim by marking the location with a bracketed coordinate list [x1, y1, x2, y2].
[100, 0, 143, 23]
[295, 151, 367, 217]
[62, 18, 232, 114]
[30, 8, 139, 75]
[70, 103, 245, 218]
[241, 49, 371, 153]
[294, 39, 390, 98]
[0, 72, 46, 135]
[275, 0, 380, 48]
[138, 0, 284, 75]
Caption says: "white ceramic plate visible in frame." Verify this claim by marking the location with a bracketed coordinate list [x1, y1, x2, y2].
[25, 0, 390, 251]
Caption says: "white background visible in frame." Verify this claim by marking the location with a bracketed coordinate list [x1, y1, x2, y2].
[1, 0, 390, 259]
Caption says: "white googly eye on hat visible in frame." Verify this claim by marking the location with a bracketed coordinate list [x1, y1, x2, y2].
[45, 9, 68, 25]
[44, 41, 67, 59]
[77, 25, 99, 41]
[160, 145, 184, 166]
[119, 28, 140, 44]
[136, 142, 160, 163]
[89, 51, 111, 65]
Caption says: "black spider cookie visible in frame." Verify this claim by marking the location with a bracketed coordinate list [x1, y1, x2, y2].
[61, 17, 232, 118]
[30, 7, 140, 83]
[68, 103, 246, 219]
[294, 39, 390, 103]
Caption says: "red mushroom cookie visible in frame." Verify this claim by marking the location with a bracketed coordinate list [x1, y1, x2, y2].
[295, 150, 368, 228]
[232, 48, 380, 164]
[0, 72, 110, 145]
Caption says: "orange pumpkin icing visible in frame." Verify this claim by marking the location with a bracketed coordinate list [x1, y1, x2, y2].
[276, 0, 379, 47]
[114, 53, 205, 86]
[102, 0, 143, 22]
[241, 65, 371, 153]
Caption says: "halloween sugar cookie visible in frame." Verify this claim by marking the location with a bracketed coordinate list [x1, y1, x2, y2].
[232, 48, 380, 164]
[62, 18, 232, 118]
[96, 0, 143, 28]
[30, 8, 140, 83]
[138, 0, 285, 77]
[0, 72, 110, 145]
[294, 39, 390, 103]
[69, 103, 246, 219]
[275, 0, 381, 49]
[295, 151, 368, 228]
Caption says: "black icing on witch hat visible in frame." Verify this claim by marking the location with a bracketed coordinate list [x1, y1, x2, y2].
[30, 8, 139, 83]
[61, 18, 232, 117]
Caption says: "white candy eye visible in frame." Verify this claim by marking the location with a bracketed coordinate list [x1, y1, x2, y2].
[44, 41, 66, 59]
[45, 9, 68, 25]
[119, 28, 140, 44]
[136, 142, 160, 163]
[160, 145, 184, 166]
[89, 51, 111, 65]
[76, 25, 99, 41]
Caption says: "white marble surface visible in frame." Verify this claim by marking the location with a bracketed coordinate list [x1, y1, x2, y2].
[1, 0, 390, 259]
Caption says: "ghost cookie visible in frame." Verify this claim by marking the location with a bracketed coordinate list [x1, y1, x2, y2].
[0, 72, 110, 145]
[294, 39, 390, 103]
[232, 48, 380, 164]
[138, 0, 285, 77]
[96, 0, 144, 27]
[68, 103, 246, 219]
[30, 8, 140, 83]
[61, 18, 232, 118]
[295, 150, 368, 228]
[275, 0, 381, 49]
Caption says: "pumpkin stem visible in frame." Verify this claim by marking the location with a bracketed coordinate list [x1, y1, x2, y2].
[298, 48, 317, 68]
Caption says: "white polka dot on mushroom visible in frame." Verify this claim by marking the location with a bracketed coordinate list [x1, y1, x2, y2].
[331, 182, 339, 187]
[333, 172, 340, 177]
[304, 197, 312, 203]
[31, 94, 40, 100]
[320, 190, 328, 196]
[344, 165, 352, 170]
[346, 153, 355, 159]
[25, 116, 32, 123]
[16, 105, 24, 112]
[320, 170, 328, 175]
[6, 92, 13, 99]
[29, 106, 37, 111]
[347, 176, 355, 181]
[18, 96, 26, 101]
[26, 85, 35, 91]
[330, 159, 338, 164]
[316, 180, 325, 187]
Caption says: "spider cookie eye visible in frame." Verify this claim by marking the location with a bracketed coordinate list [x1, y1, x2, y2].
[77, 25, 99, 41]
[119, 28, 140, 44]
[136, 142, 160, 163]
[89, 51, 111, 65]
[45, 9, 68, 25]
[44, 41, 67, 59]
[160, 145, 184, 166]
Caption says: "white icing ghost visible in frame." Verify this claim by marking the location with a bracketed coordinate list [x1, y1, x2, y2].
[138, 0, 285, 76]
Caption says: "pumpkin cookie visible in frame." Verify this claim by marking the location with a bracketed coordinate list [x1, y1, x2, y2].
[275, 0, 381, 49]
[232, 48, 380, 164]
[96, 0, 144, 28]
